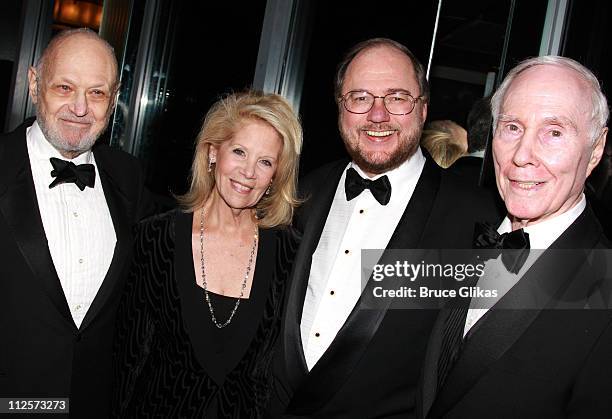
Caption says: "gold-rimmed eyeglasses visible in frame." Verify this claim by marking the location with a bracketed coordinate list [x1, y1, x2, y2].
[340, 90, 423, 115]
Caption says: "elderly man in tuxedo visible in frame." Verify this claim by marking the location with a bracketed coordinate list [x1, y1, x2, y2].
[0, 28, 152, 417]
[270, 38, 499, 418]
[420, 56, 612, 418]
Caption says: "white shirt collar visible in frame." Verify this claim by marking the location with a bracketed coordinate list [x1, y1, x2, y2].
[350, 146, 426, 204]
[27, 120, 93, 165]
[497, 194, 586, 249]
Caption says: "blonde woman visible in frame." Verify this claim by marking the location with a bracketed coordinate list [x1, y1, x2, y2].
[114, 90, 302, 418]
[421, 120, 468, 168]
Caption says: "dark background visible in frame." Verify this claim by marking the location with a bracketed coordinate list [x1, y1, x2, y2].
[2, 0, 612, 223]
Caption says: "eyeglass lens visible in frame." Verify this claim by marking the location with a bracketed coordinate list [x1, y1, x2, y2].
[343, 91, 417, 115]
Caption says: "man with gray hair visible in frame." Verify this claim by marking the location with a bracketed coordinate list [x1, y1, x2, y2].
[420, 56, 612, 418]
[0, 28, 152, 417]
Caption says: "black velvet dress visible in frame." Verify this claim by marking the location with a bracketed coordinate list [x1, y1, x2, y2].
[113, 210, 298, 418]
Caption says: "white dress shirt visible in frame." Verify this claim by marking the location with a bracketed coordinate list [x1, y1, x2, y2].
[300, 148, 426, 370]
[27, 121, 116, 328]
[463, 195, 586, 337]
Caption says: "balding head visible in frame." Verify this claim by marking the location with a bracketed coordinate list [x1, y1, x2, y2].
[35, 28, 119, 92]
[491, 56, 608, 144]
[28, 28, 120, 158]
[491, 57, 609, 230]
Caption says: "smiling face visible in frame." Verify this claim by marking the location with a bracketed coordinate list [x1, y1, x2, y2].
[492, 65, 606, 229]
[339, 45, 427, 177]
[209, 119, 282, 212]
[28, 34, 117, 159]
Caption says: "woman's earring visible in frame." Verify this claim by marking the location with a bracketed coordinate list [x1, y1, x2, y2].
[208, 157, 215, 172]
[265, 181, 272, 195]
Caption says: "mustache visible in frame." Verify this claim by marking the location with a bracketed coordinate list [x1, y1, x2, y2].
[57, 113, 96, 124]
[358, 123, 400, 131]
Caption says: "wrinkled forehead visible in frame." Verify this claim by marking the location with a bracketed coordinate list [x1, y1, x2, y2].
[504, 65, 590, 110]
[44, 35, 117, 86]
[501, 66, 592, 126]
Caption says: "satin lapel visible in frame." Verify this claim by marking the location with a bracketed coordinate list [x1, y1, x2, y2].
[286, 249, 406, 414]
[388, 158, 440, 249]
[428, 208, 603, 418]
[79, 149, 132, 330]
[282, 161, 347, 389]
[0, 125, 74, 326]
[288, 158, 442, 414]
[420, 306, 449, 419]
[427, 306, 542, 417]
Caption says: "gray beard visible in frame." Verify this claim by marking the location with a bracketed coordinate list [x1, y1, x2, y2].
[36, 109, 107, 157]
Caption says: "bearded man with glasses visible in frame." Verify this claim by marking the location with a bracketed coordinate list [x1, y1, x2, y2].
[269, 38, 501, 418]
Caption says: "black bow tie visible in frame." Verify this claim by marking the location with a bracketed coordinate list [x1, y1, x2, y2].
[473, 222, 530, 274]
[344, 167, 392, 205]
[49, 157, 96, 191]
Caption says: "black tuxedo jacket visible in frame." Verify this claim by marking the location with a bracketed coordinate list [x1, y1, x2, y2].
[420, 206, 612, 418]
[271, 155, 502, 418]
[0, 122, 153, 418]
[448, 155, 483, 184]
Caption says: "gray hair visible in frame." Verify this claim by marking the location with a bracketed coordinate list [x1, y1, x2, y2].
[491, 55, 609, 143]
[35, 28, 119, 91]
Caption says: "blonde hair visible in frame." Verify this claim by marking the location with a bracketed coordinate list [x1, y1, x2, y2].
[179, 90, 303, 228]
[421, 120, 467, 168]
